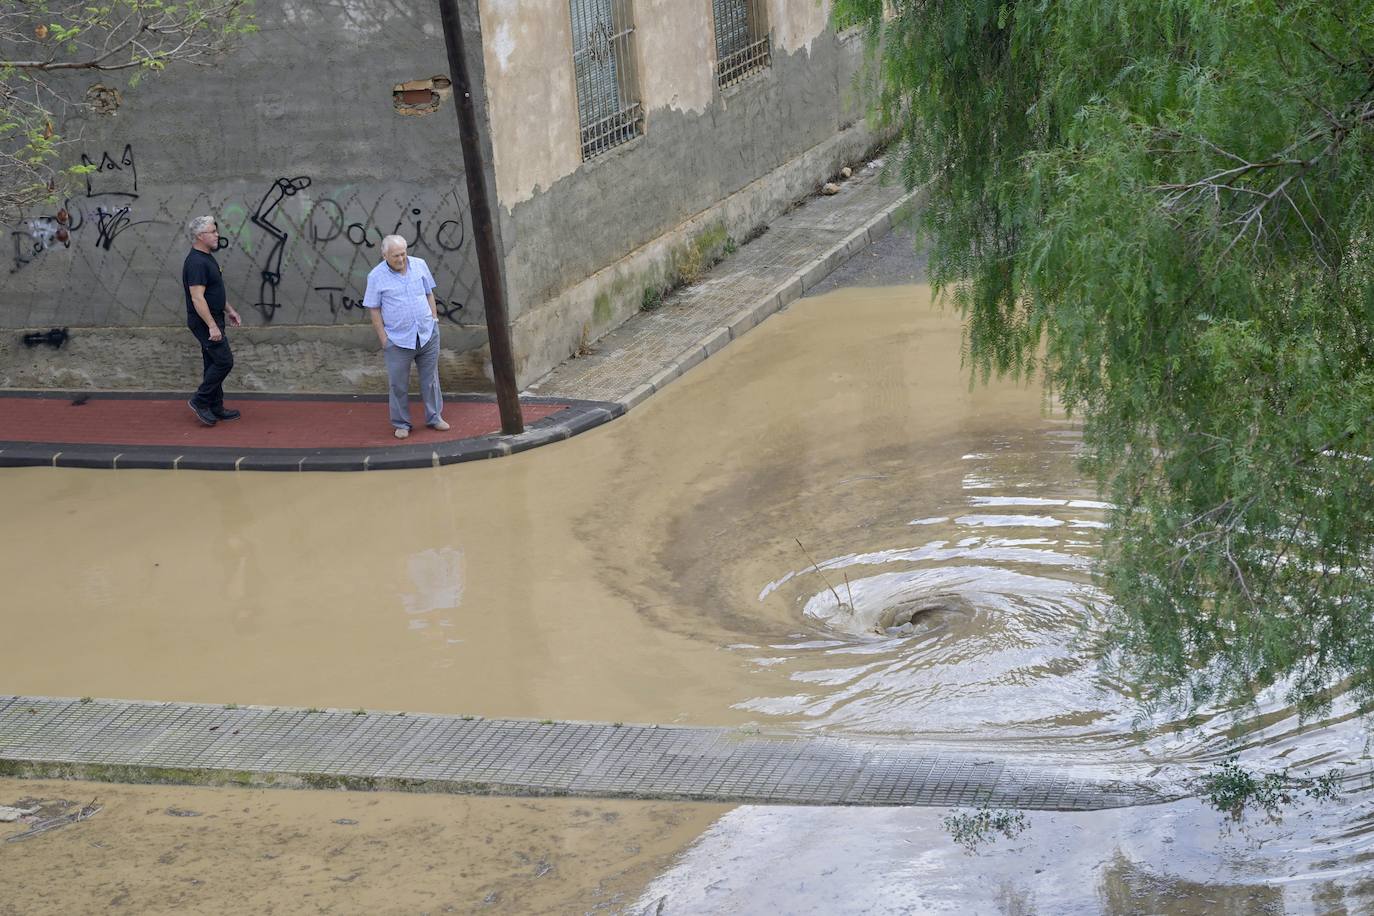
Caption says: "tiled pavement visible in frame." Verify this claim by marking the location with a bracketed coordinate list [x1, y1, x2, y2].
[0, 393, 619, 470]
[0, 392, 567, 449]
[0, 696, 1180, 810]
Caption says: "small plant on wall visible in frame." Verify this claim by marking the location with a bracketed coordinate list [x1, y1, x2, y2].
[641, 286, 664, 312]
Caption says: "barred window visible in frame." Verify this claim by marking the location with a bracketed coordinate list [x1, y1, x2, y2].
[569, 0, 643, 160]
[713, 0, 771, 88]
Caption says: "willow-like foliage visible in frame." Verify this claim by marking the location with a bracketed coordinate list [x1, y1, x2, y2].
[835, 0, 1374, 716]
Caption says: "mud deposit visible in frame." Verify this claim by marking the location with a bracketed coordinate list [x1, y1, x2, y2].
[0, 778, 727, 915]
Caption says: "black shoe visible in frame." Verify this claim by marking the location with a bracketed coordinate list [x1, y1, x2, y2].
[188, 400, 218, 426]
[212, 407, 241, 421]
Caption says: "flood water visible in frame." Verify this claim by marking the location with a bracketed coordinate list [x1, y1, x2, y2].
[3, 283, 1372, 911]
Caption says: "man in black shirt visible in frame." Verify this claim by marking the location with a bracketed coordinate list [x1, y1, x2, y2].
[183, 215, 242, 425]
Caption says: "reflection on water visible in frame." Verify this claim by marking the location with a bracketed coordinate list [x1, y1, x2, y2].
[633, 793, 1374, 913]
[3, 283, 1371, 905]
[403, 547, 464, 617]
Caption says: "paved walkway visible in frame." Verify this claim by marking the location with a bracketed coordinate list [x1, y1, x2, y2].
[0, 696, 1177, 810]
[530, 163, 914, 407]
[0, 166, 915, 470]
[0, 393, 616, 470]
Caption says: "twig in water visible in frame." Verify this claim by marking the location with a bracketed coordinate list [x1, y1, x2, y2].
[843, 572, 855, 609]
[794, 537, 847, 610]
[6, 799, 102, 843]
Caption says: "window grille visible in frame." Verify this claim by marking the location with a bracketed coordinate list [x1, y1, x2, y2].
[569, 0, 643, 160]
[713, 0, 771, 88]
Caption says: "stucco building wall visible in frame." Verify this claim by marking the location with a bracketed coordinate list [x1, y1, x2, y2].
[480, 0, 878, 385]
[1, 0, 879, 393]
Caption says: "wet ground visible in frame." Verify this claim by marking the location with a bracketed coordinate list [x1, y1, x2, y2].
[0, 778, 727, 915]
[2, 230, 1372, 911]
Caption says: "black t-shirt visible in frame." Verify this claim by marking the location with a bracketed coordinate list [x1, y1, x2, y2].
[183, 249, 226, 324]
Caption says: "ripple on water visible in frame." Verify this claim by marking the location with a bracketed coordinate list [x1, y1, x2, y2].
[739, 441, 1372, 788]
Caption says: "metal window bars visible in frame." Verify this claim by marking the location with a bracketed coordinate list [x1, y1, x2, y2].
[713, 0, 771, 88]
[570, 0, 644, 160]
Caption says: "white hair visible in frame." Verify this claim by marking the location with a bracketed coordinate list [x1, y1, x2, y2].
[187, 215, 216, 241]
[381, 234, 408, 255]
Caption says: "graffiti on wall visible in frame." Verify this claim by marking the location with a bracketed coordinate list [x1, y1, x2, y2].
[9, 144, 166, 274]
[81, 144, 139, 199]
[4, 147, 482, 328]
[10, 205, 79, 274]
[305, 197, 466, 253]
[238, 176, 476, 324]
[249, 176, 312, 322]
[300, 187, 470, 324]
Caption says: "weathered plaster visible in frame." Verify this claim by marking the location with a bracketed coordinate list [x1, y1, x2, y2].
[479, 0, 837, 211]
[0, 325, 492, 393]
[638, 0, 715, 116]
[499, 37, 853, 316]
[508, 123, 877, 389]
[771, 0, 833, 54]
[497, 19, 885, 387]
[479, 0, 581, 208]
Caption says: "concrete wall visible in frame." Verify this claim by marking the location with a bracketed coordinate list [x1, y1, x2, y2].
[1, 0, 878, 393]
[0, 0, 497, 391]
[480, 0, 879, 386]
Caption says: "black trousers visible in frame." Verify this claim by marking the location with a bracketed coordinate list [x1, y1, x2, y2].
[189, 323, 234, 410]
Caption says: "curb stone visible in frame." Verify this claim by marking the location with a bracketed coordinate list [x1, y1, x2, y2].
[0, 396, 621, 471]
[0, 694, 1183, 810]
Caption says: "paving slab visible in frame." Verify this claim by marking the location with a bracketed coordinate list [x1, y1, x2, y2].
[0, 696, 1179, 810]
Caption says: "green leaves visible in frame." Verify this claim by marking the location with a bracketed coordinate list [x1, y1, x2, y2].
[1199, 756, 1344, 819]
[842, 0, 1374, 715]
[0, 1, 256, 216]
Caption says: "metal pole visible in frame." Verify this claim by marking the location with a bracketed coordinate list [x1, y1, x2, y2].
[438, 0, 524, 435]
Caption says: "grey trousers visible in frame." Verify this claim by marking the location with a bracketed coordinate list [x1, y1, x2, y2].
[383, 331, 443, 429]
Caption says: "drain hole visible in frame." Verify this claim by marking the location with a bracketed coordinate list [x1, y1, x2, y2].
[877, 593, 972, 636]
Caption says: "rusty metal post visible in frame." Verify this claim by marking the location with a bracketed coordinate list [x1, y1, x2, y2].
[438, 0, 523, 434]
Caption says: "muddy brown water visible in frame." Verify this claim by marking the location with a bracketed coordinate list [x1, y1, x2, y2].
[3, 284, 1371, 911]
[2, 284, 1050, 731]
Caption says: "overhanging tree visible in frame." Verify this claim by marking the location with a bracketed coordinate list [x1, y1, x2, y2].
[0, 1, 255, 217]
[835, 0, 1374, 715]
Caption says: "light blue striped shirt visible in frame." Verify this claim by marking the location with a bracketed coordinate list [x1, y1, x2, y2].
[363, 256, 438, 349]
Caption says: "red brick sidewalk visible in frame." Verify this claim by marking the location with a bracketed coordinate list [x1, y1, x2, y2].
[0, 393, 568, 450]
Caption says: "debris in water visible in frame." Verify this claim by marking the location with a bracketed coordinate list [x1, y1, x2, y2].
[0, 805, 39, 822]
[5, 799, 102, 842]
